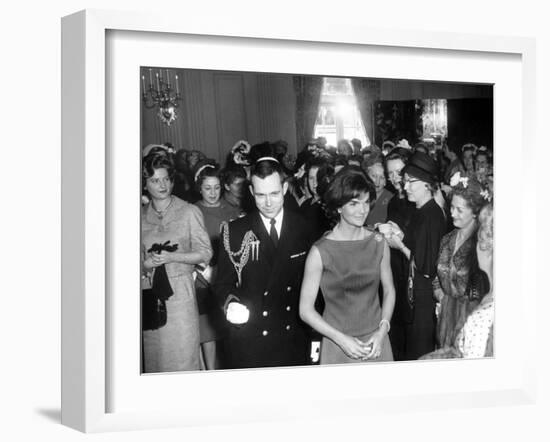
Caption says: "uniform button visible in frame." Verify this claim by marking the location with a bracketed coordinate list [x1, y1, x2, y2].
[286, 306, 291, 311]
[263, 291, 268, 296]
[285, 325, 291, 331]
[262, 330, 268, 336]
[262, 311, 268, 317]
[286, 286, 292, 292]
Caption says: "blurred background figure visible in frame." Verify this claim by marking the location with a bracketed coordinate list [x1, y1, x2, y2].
[220, 164, 247, 215]
[364, 153, 394, 227]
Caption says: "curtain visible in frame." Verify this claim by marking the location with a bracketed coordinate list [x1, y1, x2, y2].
[351, 78, 381, 146]
[293, 76, 323, 150]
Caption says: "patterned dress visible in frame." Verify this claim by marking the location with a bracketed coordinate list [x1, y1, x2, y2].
[315, 230, 393, 364]
[419, 296, 494, 360]
[141, 197, 212, 373]
[456, 298, 494, 358]
[434, 229, 480, 348]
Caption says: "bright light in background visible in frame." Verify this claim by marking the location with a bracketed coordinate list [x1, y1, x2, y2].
[336, 100, 354, 120]
[314, 77, 369, 147]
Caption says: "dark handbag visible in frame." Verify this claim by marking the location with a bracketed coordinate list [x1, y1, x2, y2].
[142, 241, 178, 331]
[142, 288, 167, 331]
[465, 267, 490, 302]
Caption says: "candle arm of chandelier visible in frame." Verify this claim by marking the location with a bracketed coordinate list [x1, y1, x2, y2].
[142, 85, 181, 110]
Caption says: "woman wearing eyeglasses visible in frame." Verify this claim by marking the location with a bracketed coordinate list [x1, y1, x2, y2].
[385, 151, 447, 360]
[381, 147, 416, 360]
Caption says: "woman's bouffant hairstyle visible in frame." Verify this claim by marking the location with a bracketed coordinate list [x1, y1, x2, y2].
[385, 147, 412, 164]
[193, 160, 221, 191]
[449, 176, 487, 216]
[221, 164, 247, 187]
[305, 157, 334, 195]
[323, 166, 376, 221]
[142, 152, 176, 190]
[363, 152, 385, 170]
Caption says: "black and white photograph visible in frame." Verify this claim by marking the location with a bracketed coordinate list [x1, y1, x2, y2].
[140, 68, 495, 373]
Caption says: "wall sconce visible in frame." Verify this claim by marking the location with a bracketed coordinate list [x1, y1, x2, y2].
[142, 68, 181, 126]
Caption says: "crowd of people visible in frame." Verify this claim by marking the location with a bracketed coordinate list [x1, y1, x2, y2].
[140, 136, 494, 373]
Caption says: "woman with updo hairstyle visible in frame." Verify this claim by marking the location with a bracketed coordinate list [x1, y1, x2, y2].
[433, 173, 490, 348]
[141, 152, 213, 373]
[421, 203, 494, 359]
[192, 160, 241, 369]
[299, 166, 395, 364]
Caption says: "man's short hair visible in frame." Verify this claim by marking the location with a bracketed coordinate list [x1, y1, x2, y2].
[250, 159, 285, 184]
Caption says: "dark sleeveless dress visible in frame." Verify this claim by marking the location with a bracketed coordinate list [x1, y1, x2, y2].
[315, 231, 393, 364]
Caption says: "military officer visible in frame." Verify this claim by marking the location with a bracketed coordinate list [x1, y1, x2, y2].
[214, 157, 312, 369]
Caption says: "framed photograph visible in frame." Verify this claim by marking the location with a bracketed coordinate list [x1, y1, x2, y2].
[61, 9, 536, 433]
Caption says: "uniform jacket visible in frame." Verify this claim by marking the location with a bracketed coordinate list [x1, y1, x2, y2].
[214, 209, 313, 369]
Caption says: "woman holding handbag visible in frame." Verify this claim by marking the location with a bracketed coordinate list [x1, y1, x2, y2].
[141, 151, 212, 373]
[385, 152, 447, 360]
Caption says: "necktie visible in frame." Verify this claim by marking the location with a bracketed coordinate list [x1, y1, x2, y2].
[269, 218, 278, 247]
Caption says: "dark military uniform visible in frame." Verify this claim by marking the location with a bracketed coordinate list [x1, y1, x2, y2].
[214, 210, 312, 369]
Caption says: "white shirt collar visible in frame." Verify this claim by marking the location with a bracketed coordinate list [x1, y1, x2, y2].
[259, 209, 284, 237]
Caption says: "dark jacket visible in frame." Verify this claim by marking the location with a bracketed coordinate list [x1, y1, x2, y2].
[214, 210, 312, 369]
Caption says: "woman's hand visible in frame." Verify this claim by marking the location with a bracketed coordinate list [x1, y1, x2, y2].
[386, 221, 404, 240]
[150, 251, 174, 267]
[336, 334, 371, 360]
[386, 233, 404, 250]
[363, 329, 386, 360]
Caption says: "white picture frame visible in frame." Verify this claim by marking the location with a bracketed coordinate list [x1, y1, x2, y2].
[61, 9, 537, 433]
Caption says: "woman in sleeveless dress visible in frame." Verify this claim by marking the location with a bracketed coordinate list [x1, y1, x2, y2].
[299, 166, 395, 364]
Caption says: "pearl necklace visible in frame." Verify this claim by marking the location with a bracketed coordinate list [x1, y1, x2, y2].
[151, 196, 174, 219]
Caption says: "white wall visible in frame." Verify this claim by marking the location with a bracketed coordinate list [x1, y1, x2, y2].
[2, 1, 548, 442]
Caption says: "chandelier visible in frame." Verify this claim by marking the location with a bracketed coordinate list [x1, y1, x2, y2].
[142, 68, 182, 126]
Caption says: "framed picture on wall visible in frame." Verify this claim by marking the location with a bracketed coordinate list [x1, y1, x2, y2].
[61, 9, 536, 433]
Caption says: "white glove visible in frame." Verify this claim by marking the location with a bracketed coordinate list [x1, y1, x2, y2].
[226, 302, 250, 324]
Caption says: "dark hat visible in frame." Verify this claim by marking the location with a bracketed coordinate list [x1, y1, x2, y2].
[401, 151, 438, 185]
